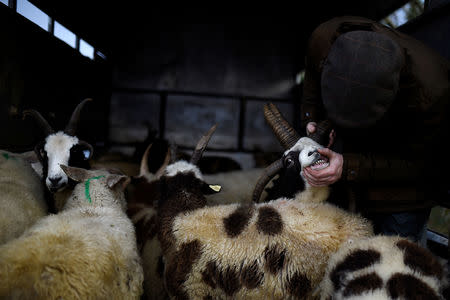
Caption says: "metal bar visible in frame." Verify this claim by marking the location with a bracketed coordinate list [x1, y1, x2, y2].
[75, 36, 80, 51]
[48, 17, 54, 35]
[237, 98, 246, 151]
[159, 92, 167, 139]
[109, 141, 281, 155]
[8, 0, 16, 11]
[113, 86, 294, 103]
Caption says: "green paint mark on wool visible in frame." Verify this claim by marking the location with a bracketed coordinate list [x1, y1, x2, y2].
[84, 175, 105, 203]
[2, 153, 17, 160]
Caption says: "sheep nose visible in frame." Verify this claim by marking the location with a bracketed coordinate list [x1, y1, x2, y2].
[49, 176, 62, 186]
[308, 151, 317, 157]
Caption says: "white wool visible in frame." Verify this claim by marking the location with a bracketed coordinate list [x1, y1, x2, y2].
[0, 168, 144, 299]
[0, 150, 47, 245]
[319, 235, 448, 300]
[164, 160, 203, 179]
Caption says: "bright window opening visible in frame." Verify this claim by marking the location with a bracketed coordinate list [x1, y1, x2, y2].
[54, 21, 76, 48]
[0, 0, 8, 6]
[80, 39, 94, 60]
[381, 0, 425, 28]
[17, 0, 49, 31]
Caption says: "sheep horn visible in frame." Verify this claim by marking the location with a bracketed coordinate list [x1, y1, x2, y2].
[65, 98, 92, 135]
[264, 103, 300, 150]
[190, 124, 217, 165]
[139, 143, 152, 177]
[22, 109, 54, 135]
[252, 159, 283, 203]
[309, 119, 333, 146]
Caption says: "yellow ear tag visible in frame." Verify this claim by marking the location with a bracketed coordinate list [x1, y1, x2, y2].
[209, 185, 221, 192]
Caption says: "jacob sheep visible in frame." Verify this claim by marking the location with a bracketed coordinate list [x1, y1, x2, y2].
[318, 235, 449, 300]
[0, 165, 143, 299]
[127, 141, 269, 299]
[23, 98, 94, 212]
[143, 124, 373, 299]
[0, 150, 47, 245]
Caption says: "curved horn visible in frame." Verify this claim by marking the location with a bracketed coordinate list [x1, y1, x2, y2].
[264, 103, 300, 150]
[65, 98, 93, 135]
[190, 124, 217, 165]
[252, 159, 283, 203]
[22, 109, 54, 135]
[139, 143, 152, 177]
[309, 120, 333, 146]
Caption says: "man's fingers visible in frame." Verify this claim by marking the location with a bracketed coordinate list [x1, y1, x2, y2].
[306, 122, 317, 135]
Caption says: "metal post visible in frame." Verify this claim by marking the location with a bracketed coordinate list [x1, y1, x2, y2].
[75, 36, 80, 51]
[237, 98, 246, 151]
[159, 92, 167, 139]
[8, 0, 16, 11]
[48, 17, 54, 35]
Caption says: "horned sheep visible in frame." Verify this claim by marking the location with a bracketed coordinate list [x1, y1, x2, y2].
[0, 150, 47, 245]
[23, 98, 94, 212]
[0, 165, 143, 299]
[126, 142, 270, 299]
[136, 124, 372, 299]
[318, 235, 449, 300]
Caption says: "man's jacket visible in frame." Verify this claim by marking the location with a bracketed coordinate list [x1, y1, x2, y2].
[302, 16, 450, 212]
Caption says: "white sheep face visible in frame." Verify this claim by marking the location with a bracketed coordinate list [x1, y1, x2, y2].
[44, 132, 79, 192]
[285, 137, 330, 171]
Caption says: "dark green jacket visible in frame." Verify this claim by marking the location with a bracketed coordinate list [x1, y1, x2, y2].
[302, 16, 450, 212]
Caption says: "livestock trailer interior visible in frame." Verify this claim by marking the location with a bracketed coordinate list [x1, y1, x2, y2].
[1, 0, 449, 290]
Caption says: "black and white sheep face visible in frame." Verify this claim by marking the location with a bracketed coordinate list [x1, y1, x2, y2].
[39, 131, 92, 192]
[285, 136, 330, 175]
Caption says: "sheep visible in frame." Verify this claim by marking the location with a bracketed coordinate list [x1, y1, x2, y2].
[0, 165, 144, 299]
[252, 102, 333, 204]
[0, 150, 47, 245]
[318, 235, 450, 300]
[140, 124, 373, 299]
[126, 140, 272, 299]
[23, 98, 94, 212]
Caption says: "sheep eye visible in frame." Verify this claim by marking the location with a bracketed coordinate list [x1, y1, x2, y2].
[285, 158, 294, 166]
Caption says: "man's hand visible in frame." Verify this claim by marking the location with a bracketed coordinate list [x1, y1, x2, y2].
[303, 148, 343, 187]
[306, 122, 335, 148]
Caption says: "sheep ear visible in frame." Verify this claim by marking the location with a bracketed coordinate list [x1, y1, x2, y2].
[60, 165, 89, 182]
[202, 182, 221, 195]
[107, 175, 131, 191]
[18, 150, 39, 163]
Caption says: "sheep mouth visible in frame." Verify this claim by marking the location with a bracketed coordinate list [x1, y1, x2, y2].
[310, 155, 329, 170]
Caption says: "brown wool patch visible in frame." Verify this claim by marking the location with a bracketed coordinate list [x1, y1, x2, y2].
[387, 273, 440, 300]
[330, 249, 381, 290]
[156, 255, 165, 278]
[223, 204, 254, 237]
[343, 272, 383, 297]
[135, 215, 158, 250]
[256, 206, 283, 235]
[164, 240, 202, 300]
[443, 284, 450, 300]
[264, 245, 286, 274]
[396, 239, 443, 279]
[216, 266, 241, 296]
[240, 260, 264, 289]
[286, 271, 311, 298]
[201, 261, 218, 289]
